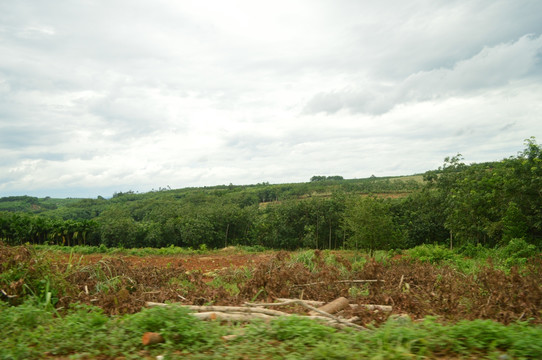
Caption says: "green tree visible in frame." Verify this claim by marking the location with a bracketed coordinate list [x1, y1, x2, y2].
[501, 201, 528, 244]
[425, 138, 542, 248]
[393, 189, 448, 247]
[342, 196, 403, 252]
[97, 207, 140, 248]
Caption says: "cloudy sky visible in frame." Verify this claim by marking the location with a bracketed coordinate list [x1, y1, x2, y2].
[1, 0, 541, 198]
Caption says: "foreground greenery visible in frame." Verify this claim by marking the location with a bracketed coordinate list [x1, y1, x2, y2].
[2, 301, 541, 360]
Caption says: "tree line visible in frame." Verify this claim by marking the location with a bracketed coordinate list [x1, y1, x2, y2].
[1, 138, 540, 251]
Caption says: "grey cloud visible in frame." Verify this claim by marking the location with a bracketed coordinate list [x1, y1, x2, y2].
[340, 1, 542, 80]
[0, 121, 70, 150]
[303, 88, 396, 116]
[499, 122, 516, 132]
[89, 97, 161, 135]
[304, 34, 542, 115]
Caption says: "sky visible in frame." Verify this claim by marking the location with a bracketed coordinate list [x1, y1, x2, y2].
[1, 0, 541, 198]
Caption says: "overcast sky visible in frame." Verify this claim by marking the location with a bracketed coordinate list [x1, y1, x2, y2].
[1, 0, 541, 198]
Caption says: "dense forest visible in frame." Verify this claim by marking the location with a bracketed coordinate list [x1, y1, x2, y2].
[1, 138, 541, 251]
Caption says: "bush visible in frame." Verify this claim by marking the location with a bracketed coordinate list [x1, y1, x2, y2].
[498, 238, 538, 267]
[406, 244, 457, 264]
[457, 243, 490, 258]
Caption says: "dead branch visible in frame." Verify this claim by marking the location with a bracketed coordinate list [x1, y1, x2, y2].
[192, 312, 273, 322]
[351, 304, 393, 312]
[145, 302, 289, 317]
[292, 279, 384, 287]
[244, 299, 312, 307]
[146, 301, 168, 307]
[0, 289, 17, 298]
[276, 298, 325, 306]
[186, 305, 289, 317]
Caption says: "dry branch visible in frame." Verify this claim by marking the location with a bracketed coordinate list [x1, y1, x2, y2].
[192, 312, 273, 321]
[146, 301, 169, 307]
[0, 289, 17, 299]
[398, 274, 405, 290]
[267, 299, 392, 312]
[292, 279, 384, 287]
[145, 302, 289, 317]
[276, 298, 325, 306]
[351, 304, 393, 312]
[244, 299, 309, 307]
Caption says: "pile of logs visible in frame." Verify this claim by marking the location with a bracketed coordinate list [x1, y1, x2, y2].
[145, 297, 392, 333]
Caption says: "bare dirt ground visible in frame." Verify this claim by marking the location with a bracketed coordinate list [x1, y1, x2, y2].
[55, 250, 273, 275]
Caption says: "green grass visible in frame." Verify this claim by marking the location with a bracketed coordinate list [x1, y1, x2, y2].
[32, 243, 271, 257]
[1, 301, 541, 359]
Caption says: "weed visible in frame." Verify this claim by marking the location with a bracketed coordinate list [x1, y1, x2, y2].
[209, 277, 240, 296]
[82, 259, 125, 294]
[290, 250, 318, 272]
[348, 283, 370, 298]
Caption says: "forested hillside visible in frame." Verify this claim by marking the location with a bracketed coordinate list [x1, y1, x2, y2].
[1, 138, 541, 250]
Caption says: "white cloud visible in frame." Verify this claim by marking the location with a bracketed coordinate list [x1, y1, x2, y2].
[0, 0, 541, 197]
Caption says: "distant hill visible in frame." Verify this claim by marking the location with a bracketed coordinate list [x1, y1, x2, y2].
[0, 195, 81, 213]
[0, 174, 424, 218]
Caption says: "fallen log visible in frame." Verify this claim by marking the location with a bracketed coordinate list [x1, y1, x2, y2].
[308, 297, 350, 316]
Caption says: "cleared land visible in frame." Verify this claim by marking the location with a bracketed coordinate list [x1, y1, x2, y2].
[4, 245, 540, 324]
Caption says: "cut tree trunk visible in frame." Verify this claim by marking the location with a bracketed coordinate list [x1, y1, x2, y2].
[308, 297, 350, 316]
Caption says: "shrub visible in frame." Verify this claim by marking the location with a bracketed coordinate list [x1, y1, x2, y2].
[498, 238, 538, 267]
[406, 244, 457, 264]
